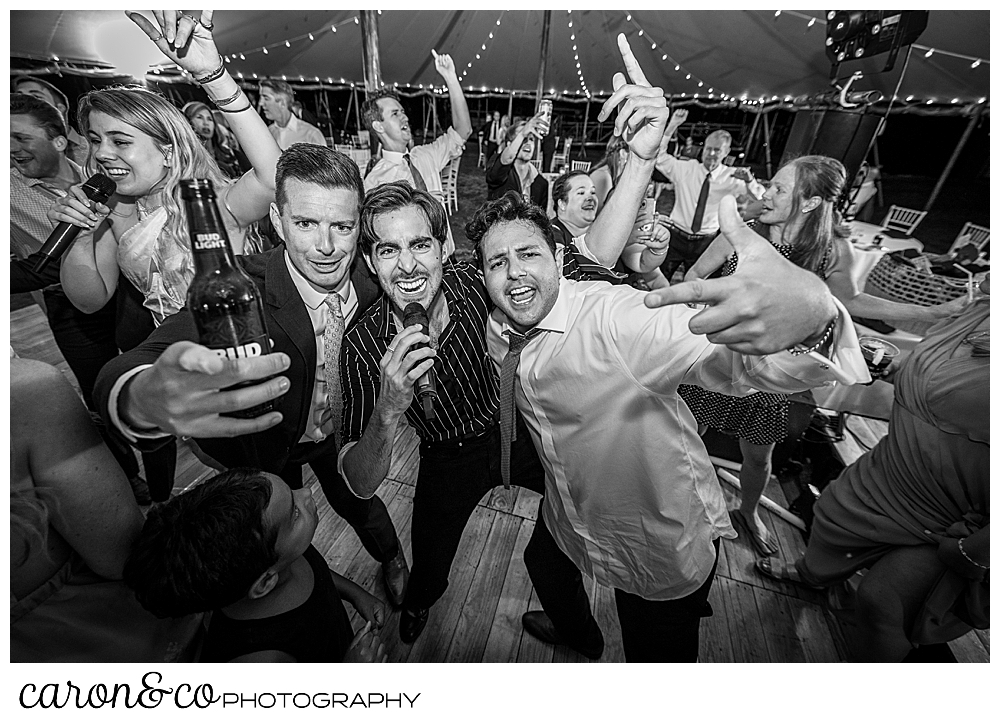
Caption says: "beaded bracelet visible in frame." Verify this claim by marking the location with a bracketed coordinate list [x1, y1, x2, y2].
[212, 88, 244, 107]
[958, 537, 989, 569]
[195, 62, 226, 85]
[788, 317, 836, 356]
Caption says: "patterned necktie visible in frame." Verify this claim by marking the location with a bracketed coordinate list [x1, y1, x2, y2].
[404, 153, 429, 192]
[323, 293, 346, 446]
[499, 328, 544, 488]
[691, 172, 711, 233]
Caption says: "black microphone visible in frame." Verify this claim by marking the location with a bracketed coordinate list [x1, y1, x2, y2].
[33, 173, 117, 274]
[402, 301, 438, 420]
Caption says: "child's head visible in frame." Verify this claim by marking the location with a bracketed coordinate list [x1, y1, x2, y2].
[123, 468, 318, 618]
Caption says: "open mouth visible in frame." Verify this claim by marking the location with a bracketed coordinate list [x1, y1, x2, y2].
[396, 277, 427, 295]
[11, 156, 32, 165]
[508, 285, 535, 306]
[100, 166, 130, 180]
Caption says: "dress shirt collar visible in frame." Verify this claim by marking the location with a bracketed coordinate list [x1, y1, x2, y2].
[381, 148, 407, 166]
[283, 249, 353, 311]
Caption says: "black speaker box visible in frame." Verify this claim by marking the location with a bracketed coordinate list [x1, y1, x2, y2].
[779, 110, 881, 184]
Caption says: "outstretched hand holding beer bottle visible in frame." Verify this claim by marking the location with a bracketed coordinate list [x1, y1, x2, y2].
[120, 179, 289, 439]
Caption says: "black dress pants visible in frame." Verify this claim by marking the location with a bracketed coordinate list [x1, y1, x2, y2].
[659, 229, 718, 281]
[404, 415, 546, 611]
[279, 437, 399, 564]
[526, 510, 720, 662]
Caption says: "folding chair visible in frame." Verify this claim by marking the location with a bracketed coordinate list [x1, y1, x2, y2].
[570, 160, 591, 172]
[528, 159, 541, 172]
[551, 138, 572, 172]
[439, 156, 461, 214]
[947, 222, 990, 256]
[477, 132, 486, 168]
[880, 205, 927, 236]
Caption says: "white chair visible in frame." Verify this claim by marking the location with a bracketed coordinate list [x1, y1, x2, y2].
[880, 205, 927, 236]
[570, 160, 591, 173]
[551, 137, 572, 172]
[528, 158, 541, 172]
[477, 131, 486, 168]
[440, 156, 461, 215]
[334, 144, 353, 153]
[355, 130, 370, 148]
[947, 222, 990, 256]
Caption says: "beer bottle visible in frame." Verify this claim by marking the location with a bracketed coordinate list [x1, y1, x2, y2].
[182, 178, 273, 418]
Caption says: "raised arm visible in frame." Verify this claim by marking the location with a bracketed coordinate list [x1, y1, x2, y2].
[433, 50, 472, 141]
[127, 10, 280, 227]
[584, 34, 669, 268]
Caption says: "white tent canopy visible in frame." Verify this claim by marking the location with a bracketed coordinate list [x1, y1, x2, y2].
[10, 9, 990, 112]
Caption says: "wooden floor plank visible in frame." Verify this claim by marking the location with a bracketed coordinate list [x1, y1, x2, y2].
[404, 503, 497, 662]
[515, 588, 555, 663]
[445, 511, 521, 662]
[698, 578, 735, 662]
[950, 630, 990, 663]
[754, 587, 810, 663]
[781, 593, 844, 663]
[482, 518, 536, 663]
[719, 577, 770, 663]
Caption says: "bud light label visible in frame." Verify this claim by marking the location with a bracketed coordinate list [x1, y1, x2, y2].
[212, 342, 263, 360]
[194, 232, 227, 251]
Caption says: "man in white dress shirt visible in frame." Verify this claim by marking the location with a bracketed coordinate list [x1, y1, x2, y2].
[655, 109, 765, 280]
[469, 36, 868, 660]
[361, 49, 472, 258]
[260, 79, 327, 150]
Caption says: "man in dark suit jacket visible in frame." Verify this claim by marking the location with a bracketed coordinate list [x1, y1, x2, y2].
[93, 144, 409, 606]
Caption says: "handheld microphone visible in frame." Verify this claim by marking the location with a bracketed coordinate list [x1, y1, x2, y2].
[402, 301, 438, 420]
[33, 173, 117, 274]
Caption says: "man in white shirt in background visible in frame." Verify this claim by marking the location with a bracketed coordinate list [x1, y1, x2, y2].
[259, 79, 327, 150]
[484, 110, 502, 160]
[361, 49, 472, 259]
[655, 109, 765, 280]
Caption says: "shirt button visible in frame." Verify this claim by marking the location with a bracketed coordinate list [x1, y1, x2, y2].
[820, 364, 829, 369]
[924, 530, 932, 536]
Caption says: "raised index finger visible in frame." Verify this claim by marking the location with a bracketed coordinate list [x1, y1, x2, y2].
[617, 33, 650, 87]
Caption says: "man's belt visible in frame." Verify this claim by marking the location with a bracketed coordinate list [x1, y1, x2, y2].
[661, 219, 718, 243]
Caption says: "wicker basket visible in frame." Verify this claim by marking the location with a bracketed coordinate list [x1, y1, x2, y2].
[864, 253, 967, 335]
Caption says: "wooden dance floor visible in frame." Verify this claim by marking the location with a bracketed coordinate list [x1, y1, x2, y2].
[10, 302, 989, 663]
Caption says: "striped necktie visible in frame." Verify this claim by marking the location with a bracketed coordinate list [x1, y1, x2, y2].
[404, 153, 429, 192]
[323, 293, 346, 446]
[498, 328, 545, 488]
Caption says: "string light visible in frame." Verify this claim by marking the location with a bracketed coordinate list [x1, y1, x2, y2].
[568, 10, 591, 97]
[460, 11, 506, 85]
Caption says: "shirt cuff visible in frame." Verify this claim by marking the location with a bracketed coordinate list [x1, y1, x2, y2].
[572, 234, 601, 264]
[781, 298, 871, 386]
[337, 440, 375, 500]
[108, 365, 172, 443]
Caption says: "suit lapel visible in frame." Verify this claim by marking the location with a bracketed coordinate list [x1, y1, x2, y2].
[264, 249, 315, 439]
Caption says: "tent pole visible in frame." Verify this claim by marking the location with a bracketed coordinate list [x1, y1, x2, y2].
[353, 87, 361, 135]
[581, 99, 590, 156]
[761, 110, 773, 177]
[925, 104, 982, 212]
[535, 10, 552, 112]
[508, 89, 513, 121]
[745, 109, 761, 160]
[344, 87, 355, 134]
[360, 10, 383, 93]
